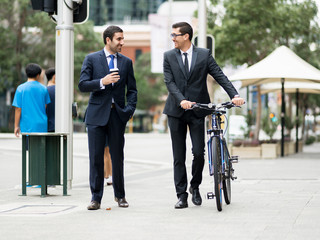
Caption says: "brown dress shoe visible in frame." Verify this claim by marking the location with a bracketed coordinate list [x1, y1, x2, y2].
[115, 197, 129, 208]
[87, 201, 101, 210]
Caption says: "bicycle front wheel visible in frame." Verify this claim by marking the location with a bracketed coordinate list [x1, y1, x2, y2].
[222, 140, 231, 204]
[211, 137, 223, 211]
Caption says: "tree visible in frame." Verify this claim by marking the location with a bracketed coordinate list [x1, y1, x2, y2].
[210, 0, 320, 68]
[74, 21, 102, 90]
[209, 0, 320, 141]
[73, 21, 102, 118]
[133, 52, 167, 110]
[0, 0, 56, 92]
[0, 0, 102, 128]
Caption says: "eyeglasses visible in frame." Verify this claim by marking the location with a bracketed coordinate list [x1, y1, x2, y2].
[170, 33, 185, 38]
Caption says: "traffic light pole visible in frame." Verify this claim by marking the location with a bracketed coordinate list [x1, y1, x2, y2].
[55, 0, 74, 188]
[198, 0, 207, 48]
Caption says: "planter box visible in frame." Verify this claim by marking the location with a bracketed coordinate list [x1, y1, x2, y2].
[298, 140, 303, 152]
[261, 143, 280, 159]
[231, 146, 261, 159]
[285, 141, 295, 155]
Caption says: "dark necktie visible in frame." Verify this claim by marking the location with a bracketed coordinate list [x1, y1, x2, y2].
[109, 55, 115, 69]
[183, 52, 189, 77]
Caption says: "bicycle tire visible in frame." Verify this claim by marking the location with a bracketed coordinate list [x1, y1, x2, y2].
[211, 137, 223, 211]
[222, 140, 231, 204]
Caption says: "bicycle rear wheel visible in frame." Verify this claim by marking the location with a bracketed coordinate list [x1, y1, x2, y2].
[211, 137, 223, 211]
[222, 140, 231, 204]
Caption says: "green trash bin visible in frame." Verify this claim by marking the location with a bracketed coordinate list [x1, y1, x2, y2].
[21, 133, 68, 197]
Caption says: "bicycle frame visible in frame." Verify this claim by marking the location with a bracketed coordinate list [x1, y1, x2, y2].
[190, 101, 239, 210]
[207, 112, 226, 177]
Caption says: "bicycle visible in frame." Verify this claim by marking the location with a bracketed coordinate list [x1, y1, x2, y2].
[190, 101, 240, 211]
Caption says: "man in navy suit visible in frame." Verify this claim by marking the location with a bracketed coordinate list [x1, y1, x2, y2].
[163, 22, 244, 209]
[79, 26, 137, 210]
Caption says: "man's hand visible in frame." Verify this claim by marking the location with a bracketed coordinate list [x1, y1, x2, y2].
[180, 100, 196, 110]
[232, 96, 245, 106]
[101, 72, 120, 86]
[14, 127, 20, 138]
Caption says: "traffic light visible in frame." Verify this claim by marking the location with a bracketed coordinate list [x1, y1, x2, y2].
[30, 0, 88, 24]
[73, 0, 89, 24]
[194, 35, 214, 56]
[31, 0, 57, 15]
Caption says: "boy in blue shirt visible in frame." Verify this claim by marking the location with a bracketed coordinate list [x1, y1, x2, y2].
[12, 63, 51, 137]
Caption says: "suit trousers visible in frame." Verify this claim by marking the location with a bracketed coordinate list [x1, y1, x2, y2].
[168, 111, 205, 199]
[87, 108, 126, 203]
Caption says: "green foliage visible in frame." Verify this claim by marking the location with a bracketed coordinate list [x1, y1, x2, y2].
[241, 110, 254, 139]
[0, 0, 55, 91]
[133, 52, 167, 110]
[305, 135, 316, 145]
[74, 21, 102, 90]
[262, 113, 278, 140]
[73, 21, 102, 116]
[284, 115, 294, 131]
[210, 0, 320, 68]
[0, 0, 101, 105]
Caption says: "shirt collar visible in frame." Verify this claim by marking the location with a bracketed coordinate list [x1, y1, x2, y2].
[104, 48, 116, 58]
[180, 44, 193, 55]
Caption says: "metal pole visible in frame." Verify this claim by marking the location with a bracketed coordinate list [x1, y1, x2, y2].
[295, 88, 299, 153]
[55, 0, 74, 188]
[198, 0, 207, 48]
[168, 0, 173, 50]
[281, 78, 285, 157]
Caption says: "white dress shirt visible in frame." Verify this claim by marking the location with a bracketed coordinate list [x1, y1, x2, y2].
[100, 48, 117, 89]
[180, 44, 193, 72]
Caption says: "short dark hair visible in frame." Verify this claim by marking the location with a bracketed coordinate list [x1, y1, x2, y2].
[25, 63, 42, 79]
[172, 22, 193, 41]
[45, 68, 55, 81]
[103, 26, 123, 44]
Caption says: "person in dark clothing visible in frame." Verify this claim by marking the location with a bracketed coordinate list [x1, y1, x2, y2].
[45, 68, 55, 132]
[163, 22, 245, 209]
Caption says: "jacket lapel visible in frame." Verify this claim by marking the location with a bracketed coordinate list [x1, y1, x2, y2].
[99, 49, 109, 75]
[175, 49, 188, 79]
[189, 47, 198, 77]
[116, 53, 123, 72]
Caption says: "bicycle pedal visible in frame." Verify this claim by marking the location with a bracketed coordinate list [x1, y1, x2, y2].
[230, 155, 239, 163]
[231, 176, 238, 180]
[207, 192, 214, 199]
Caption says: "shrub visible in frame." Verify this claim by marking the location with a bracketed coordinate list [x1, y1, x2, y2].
[305, 136, 316, 145]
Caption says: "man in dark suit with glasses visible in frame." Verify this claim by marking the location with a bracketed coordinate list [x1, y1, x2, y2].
[163, 22, 244, 209]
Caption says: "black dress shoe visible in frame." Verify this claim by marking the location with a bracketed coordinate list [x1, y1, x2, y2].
[87, 201, 100, 210]
[115, 197, 129, 208]
[174, 198, 188, 209]
[189, 187, 202, 206]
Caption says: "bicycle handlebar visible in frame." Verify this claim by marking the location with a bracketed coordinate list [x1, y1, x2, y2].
[189, 101, 240, 112]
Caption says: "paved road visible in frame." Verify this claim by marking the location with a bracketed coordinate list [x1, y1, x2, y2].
[0, 133, 319, 240]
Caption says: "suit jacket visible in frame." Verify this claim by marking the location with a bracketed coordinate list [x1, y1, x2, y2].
[163, 46, 238, 118]
[78, 49, 137, 126]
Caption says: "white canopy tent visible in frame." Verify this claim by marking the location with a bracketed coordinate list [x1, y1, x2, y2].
[260, 82, 320, 94]
[229, 45, 320, 156]
[230, 45, 320, 87]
